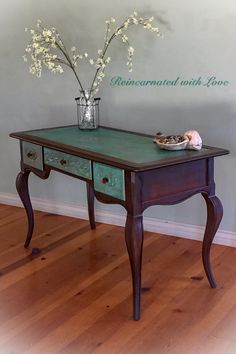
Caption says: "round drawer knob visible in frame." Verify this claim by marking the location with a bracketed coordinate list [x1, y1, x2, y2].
[102, 177, 109, 184]
[27, 151, 37, 160]
[60, 159, 67, 165]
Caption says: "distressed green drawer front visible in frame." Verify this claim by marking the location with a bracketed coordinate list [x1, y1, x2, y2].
[22, 141, 43, 170]
[44, 148, 91, 179]
[93, 162, 125, 201]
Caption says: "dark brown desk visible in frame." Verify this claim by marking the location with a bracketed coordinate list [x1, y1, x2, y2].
[10, 126, 229, 320]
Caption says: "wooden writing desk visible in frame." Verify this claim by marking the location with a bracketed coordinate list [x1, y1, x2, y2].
[10, 126, 229, 320]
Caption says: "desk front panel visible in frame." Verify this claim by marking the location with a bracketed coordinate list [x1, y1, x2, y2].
[140, 159, 209, 205]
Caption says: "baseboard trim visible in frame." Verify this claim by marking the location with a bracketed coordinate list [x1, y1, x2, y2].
[1, 192, 235, 247]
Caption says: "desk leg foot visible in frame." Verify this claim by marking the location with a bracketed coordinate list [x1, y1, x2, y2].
[16, 170, 34, 248]
[86, 182, 96, 229]
[125, 213, 143, 321]
[202, 193, 223, 288]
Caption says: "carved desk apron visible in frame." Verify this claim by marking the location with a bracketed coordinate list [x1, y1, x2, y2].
[10, 126, 229, 320]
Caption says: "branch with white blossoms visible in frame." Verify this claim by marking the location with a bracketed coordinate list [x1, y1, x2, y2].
[89, 11, 162, 93]
[23, 12, 162, 99]
[24, 19, 85, 93]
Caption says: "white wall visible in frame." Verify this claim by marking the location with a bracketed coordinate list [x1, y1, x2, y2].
[1, 0, 235, 235]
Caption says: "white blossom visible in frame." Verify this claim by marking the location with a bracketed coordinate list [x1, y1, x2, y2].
[115, 29, 122, 36]
[127, 46, 134, 72]
[122, 34, 128, 43]
[42, 30, 52, 37]
[124, 21, 129, 29]
[128, 46, 134, 55]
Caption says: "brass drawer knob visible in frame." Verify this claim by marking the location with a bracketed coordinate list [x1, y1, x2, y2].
[60, 159, 67, 165]
[102, 177, 109, 184]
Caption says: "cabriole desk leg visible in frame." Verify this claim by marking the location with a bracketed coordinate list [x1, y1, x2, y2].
[16, 170, 34, 248]
[202, 193, 223, 288]
[86, 182, 96, 230]
[125, 213, 144, 321]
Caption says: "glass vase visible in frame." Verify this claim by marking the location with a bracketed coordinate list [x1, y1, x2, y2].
[75, 89, 100, 130]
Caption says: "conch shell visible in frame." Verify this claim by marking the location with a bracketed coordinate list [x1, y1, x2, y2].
[184, 130, 202, 150]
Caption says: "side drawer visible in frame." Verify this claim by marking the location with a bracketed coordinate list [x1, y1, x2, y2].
[22, 141, 43, 170]
[93, 162, 125, 201]
[44, 148, 92, 180]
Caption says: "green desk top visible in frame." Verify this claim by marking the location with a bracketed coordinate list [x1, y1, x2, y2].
[10, 125, 229, 170]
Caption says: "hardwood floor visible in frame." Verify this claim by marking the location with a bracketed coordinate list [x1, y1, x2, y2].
[1, 203, 236, 354]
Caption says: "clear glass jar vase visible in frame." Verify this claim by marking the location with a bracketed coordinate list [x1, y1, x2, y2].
[75, 89, 100, 130]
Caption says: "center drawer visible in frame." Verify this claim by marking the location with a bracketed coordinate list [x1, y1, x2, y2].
[44, 148, 92, 180]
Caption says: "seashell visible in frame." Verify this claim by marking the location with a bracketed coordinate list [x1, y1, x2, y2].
[184, 130, 202, 150]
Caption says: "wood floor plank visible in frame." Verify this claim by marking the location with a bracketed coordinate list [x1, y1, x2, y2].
[0, 210, 80, 255]
[0, 231, 158, 351]
[0, 219, 88, 270]
[0, 206, 23, 223]
[91, 240, 217, 354]
[0, 204, 236, 354]
[122, 248, 236, 354]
